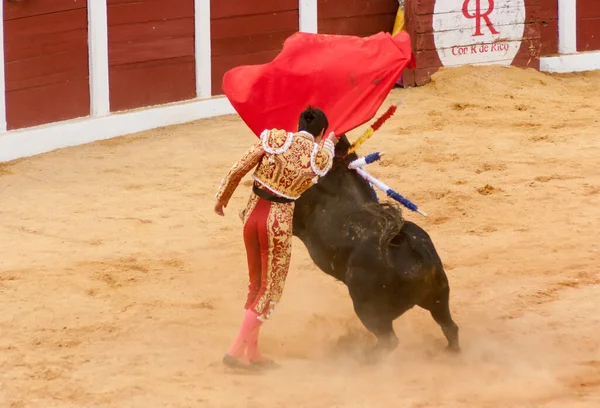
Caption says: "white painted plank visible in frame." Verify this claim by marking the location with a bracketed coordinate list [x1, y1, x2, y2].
[0, 97, 235, 163]
[0, 2, 7, 133]
[88, 0, 110, 116]
[540, 51, 600, 73]
[558, 0, 577, 54]
[299, 0, 318, 33]
[195, 0, 212, 98]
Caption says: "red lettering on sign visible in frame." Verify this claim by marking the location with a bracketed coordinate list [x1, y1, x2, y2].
[491, 42, 509, 51]
[462, 0, 500, 37]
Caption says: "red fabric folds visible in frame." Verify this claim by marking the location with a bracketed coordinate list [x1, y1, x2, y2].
[222, 31, 415, 138]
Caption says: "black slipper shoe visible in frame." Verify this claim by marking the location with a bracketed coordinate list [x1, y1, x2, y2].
[250, 359, 281, 369]
[222, 354, 261, 371]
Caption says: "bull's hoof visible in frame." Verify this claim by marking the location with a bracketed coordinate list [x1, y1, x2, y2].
[360, 347, 389, 365]
[445, 344, 461, 353]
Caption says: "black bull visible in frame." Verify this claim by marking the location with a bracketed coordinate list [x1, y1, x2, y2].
[292, 135, 460, 356]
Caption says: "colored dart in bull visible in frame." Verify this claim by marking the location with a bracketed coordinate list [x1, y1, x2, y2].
[347, 151, 385, 169]
[348, 152, 386, 202]
[348, 99, 404, 154]
[353, 166, 428, 217]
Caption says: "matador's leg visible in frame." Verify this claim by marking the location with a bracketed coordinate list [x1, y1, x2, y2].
[242, 194, 261, 309]
[224, 194, 263, 367]
[246, 201, 294, 365]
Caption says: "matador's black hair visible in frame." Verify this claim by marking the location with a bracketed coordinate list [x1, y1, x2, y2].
[298, 106, 329, 137]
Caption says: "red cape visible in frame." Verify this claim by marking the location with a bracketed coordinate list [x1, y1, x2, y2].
[222, 31, 415, 138]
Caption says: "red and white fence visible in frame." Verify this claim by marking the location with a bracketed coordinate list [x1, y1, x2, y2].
[0, 0, 597, 162]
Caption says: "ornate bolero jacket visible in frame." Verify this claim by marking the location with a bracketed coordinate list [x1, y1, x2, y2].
[215, 129, 336, 206]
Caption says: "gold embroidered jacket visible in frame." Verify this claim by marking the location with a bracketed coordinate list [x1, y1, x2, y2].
[215, 129, 335, 205]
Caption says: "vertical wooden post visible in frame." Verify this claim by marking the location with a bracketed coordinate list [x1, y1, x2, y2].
[558, 0, 577, 54]
[195, 0, 212, 98]
[0, 1, 7, 132]
[88, 0, 110, 116]
[299, 0, 318, 33]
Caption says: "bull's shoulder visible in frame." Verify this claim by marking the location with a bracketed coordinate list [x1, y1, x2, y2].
[260, 129, 294, 154]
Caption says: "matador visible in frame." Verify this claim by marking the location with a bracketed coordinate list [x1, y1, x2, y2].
[214, 107, 338, 370]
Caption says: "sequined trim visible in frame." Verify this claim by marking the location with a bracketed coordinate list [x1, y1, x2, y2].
[215, 142, 265, 205]
[261, 129, 295, 155]
[253, 202, 293, 318]
[310, 139, 335, 177]
[241, 191, 260, 225]
[252, 175, 300, 200]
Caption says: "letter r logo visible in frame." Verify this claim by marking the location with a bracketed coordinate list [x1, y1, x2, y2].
[462, 0, 500, 36]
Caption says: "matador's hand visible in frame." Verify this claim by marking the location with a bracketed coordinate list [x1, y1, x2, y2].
[214, 200, 226, 216]
[327, 132, 339, 145]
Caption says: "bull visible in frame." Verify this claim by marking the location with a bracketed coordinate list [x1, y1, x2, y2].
[292, 135, 460, 359]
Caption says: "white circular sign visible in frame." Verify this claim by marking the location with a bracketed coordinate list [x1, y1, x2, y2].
[433, 0, 526, 67]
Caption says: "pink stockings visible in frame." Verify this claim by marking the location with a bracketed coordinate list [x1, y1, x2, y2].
[225, 195, 292, 368]
[225, 309, 267, 363]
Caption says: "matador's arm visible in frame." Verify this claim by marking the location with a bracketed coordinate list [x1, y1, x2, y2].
[311, 135, 336, 176]
[215, 141, 264, 207]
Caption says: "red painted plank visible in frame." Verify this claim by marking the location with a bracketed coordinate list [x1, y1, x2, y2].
[108, 18, 194, 44]
[403, 67, 440, 87]
[539, 0, 558, 20]
[212, 0, 298, 20]
[318, 0, 398, 19]
[109, 57, 196, 112]
[6, 72, 82, 94]
[4, 28, 88, 63]
[539, 0, 558, 56]
[211, 11, 299, 39]
[4, 0, 87, 20]
[540, 19, 558, 55]
[576, 0, 600, 19]
[107, 0, 193, 26]
[411, 0, 436, 14]
[514, 39, 541, 69]
[211, 50, 281, 95]
[577, 18, 600, 52]
[109, 36, 194, 66]
[576, 0, 600, 51]
[212, 31, 296, 58]
[107, 0, 156, 4]
[107, 0, 195, 110]
[6, 78, 90, 130]
[3, 8, 87, 38]
[318, 14, 397, 36]
[5, 50, 89, 90]
[4, 3, 90, 130]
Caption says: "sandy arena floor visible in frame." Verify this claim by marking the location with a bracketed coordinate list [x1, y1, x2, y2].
[1, 65, 599, 407]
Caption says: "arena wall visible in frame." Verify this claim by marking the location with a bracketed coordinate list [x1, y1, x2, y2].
[4, 0, 90, 130]
[317, 0, 398, 37]
[211, 0, 299, 95]
[0, 0, 598, 163]
[539, 0, 559, 56]
[402, 0, 547, 86]
[576, 0, 600, 52]
[107, 0, 196, 112]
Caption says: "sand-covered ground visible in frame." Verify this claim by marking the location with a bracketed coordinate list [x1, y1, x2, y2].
[1, 65, 599, 407]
